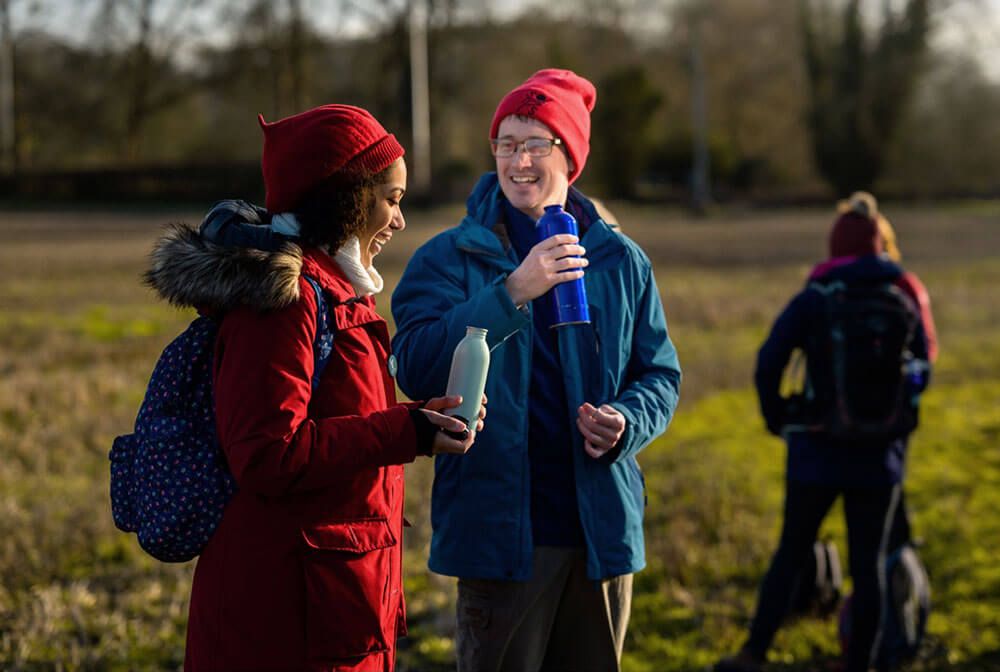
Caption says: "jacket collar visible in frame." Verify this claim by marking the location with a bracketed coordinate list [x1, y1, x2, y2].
[146, 222, 304, 313]
[144, 220, 380, 314]
[811, 254, 903, 285]
[456, 172, 626, 268]
[300, 245, 375, 307]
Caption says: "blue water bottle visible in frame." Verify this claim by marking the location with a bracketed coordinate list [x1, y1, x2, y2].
[903, 356, 928, 402]
[536, 204, 590, 328]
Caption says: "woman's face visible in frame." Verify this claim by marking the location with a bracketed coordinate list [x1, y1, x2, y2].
[359, 158, 407, 268]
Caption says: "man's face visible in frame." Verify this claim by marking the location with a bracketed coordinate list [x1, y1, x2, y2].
[494, 116, 573, 220]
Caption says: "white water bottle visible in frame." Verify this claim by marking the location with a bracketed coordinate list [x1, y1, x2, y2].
[444, 327, 489, 435]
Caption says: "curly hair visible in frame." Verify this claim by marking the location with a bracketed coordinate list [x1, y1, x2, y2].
[292, 163, 394, 252]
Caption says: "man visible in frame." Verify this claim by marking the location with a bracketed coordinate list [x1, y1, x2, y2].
[391, 69, 681, 672]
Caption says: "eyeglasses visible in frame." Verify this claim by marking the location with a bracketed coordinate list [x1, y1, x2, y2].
[490, 136, 563, 158]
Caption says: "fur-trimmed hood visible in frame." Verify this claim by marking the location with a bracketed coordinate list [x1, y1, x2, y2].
[145, 222, 304, 312]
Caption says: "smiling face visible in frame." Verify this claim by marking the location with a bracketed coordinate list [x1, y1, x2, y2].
[495, 116, 573, 220]
[358, 157, 407, 267]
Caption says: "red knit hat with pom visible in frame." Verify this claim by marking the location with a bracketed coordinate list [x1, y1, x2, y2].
[489, 69, 596, 184]
[829, 211, 883, 258]
[259, 104, 404, 212]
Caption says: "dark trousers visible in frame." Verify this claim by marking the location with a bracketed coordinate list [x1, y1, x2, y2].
[455, 547, 632, 672]
[745, 481, 900, 672]
[887, 489, 913, 551]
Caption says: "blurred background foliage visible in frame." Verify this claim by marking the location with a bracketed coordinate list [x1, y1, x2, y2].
[0, 0, 999, 204]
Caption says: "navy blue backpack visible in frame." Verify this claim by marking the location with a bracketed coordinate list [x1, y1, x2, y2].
[787, 539, 844, 620]
[838, 543, 931, 670]
[110, 276, 333, 562]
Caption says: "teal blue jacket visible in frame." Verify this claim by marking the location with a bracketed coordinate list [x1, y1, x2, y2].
[391, 174, 681, 580]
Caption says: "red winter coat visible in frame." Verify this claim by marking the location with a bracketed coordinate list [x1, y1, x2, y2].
[177, 243, 419, 672]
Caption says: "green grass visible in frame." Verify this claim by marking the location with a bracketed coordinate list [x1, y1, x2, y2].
[0, 204, 997, 670]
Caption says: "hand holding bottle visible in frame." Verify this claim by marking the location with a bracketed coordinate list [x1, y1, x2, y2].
[536, 204, 591, 327]
[421, 394, 488, 454]
[505, 234, 588, 306]
[444, 327, 490, 437]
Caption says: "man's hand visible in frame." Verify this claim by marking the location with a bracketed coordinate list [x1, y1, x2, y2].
[576, 402, 626, 459]
[505, 234, 588, 307]
[421, 394, 488, 454]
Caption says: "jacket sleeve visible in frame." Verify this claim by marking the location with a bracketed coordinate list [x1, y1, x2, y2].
[213, 283, 419, 497]
[606, 260, 682, 463]
[754, 290, 812, 435]
[897, 271, 938, 364]
[390, 235, 530, 401]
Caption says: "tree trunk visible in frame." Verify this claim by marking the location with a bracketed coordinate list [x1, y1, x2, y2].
[0, 0, 17, 173]
[689, 13, 711, 214]
[409, 0, 431, 196]
[288, 0, 304, 111]
[125, 0, 154, 162]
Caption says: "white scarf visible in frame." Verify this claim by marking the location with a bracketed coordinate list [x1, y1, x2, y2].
[269, 213, 383, 297]
[333, 236, 384, 296]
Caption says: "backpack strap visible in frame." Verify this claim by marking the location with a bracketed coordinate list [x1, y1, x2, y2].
[302, 275, 335, 391]
[301, 275, 370, 390]
[807, 278, 844, 297]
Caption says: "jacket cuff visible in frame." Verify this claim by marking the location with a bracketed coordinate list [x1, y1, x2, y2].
[408, 408, 437, 457]
[481, 276, 530, 349]
[374, 404, 421, 465]
[606, 402, 637, 463]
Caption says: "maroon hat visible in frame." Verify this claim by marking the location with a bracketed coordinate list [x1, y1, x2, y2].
[829, 211, 883, 258]
[259, 104, 404, 212]
[489, 69, 597, 184]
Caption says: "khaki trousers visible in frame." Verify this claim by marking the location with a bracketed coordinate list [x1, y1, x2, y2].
[455, 546, 633, 672]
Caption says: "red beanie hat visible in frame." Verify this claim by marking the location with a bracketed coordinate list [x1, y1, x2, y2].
[829, 211, 883, 258]
[489, 69, 597, 184]
[259, 104, 404, 212]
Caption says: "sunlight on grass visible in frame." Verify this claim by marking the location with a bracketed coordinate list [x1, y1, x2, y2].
[0, 205, 997, 670]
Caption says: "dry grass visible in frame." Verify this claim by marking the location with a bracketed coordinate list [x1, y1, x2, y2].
[0, 200, 998, 670]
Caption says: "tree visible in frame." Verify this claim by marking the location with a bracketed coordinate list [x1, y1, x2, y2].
[800, 0, 930, 196]
[592, 65, 663, 199]
[0, 0, 14, 173]
[686, 4, 711, 212]
[883, 50, 1000, 195]
[94, 0, 213, 162]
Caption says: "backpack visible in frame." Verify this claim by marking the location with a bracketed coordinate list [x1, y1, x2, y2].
[787, 539, 844, 620]
[791, 280, 922, 441]
[838, 543, 931, 670]
[109, 275, 333, 562]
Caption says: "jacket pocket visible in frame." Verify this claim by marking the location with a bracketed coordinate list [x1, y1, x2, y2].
[300, 518, 397, 661]
[580, 302, 618, 404]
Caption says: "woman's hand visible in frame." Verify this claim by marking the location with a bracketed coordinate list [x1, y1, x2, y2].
[421, 394, 488, 454]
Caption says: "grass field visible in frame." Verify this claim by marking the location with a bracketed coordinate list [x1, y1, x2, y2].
[0, 201, 998, 671]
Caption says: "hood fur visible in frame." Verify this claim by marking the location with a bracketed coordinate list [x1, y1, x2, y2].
[145, 222, 303, 312]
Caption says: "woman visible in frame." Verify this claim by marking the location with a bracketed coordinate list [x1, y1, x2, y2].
[829, 191, 938, 363]
[715, 206, 931, 672]
[146, 104, 482, 671]
[818, 193, 939, 553]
